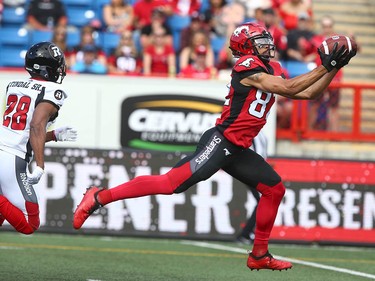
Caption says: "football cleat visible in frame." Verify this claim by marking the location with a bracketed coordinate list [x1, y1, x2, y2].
[247, 251, 292, 271]
[73, 186, 105, 229]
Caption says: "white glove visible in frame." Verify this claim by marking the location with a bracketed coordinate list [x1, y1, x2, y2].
[53, 126, 78, 142]
[27, 166, 44, 185]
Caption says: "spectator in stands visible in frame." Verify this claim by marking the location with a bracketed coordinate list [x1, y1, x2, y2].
[279, 0, 312, 31]
[204, 0, 246, 39]
[70, 44, 108, 75]
[202, 0, 227, 37]
[25, 0, 67, 31]
[107, 30, 141, 75]
[51, 24, 68, 53]
[142, 28, 176, 77]
[285, 12, 315, 63]
[179, 12, 210, 52]
[69, 25, 107, 69]
[140, 7, 173, 49]
[178, 45, 217, 79]
[132, 0, 173, 31]
[102, 0, 134, 33]
[216, 27, 240, 74]
[236, 0, 272, 22]
[308, 15, 344, 131]
[179, 30, 215, 71]
[171, 0, 200, 16]
[260, 7, 287, 60]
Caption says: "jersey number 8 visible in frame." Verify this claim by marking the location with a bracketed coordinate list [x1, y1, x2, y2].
[249, 90, 272, 118]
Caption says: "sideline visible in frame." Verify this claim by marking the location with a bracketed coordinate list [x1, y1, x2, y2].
[182, 241, 375, 280]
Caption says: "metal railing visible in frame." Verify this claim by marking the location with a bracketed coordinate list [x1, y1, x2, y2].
[277, 82, 375, 142]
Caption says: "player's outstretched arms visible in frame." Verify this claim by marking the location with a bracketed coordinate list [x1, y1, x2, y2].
[242, 43, 352, 99]
[289, 46, 357, 100]
[241, 66, 327, 97]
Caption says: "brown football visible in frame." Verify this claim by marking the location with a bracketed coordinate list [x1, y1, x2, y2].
[318, 35, 357, 55]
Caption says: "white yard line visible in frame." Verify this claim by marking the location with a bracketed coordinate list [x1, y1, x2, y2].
[181, 241, 375, 280]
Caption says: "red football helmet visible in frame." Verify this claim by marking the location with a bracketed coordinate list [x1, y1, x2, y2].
[229, 22, 275, 60]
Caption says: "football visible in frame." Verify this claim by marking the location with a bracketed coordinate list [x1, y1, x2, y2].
[318, 35, 357, 55]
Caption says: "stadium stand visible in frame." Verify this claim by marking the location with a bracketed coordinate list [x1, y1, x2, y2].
[66, 7, 96, 28]
[0, 46, 27, 67]
[0, 0, 373, 84]
[62, 0, 92, 9]
[166, 14, 191, 53]
[29, 30, 53, 45]
[101, 31, 121, 55]
[66, 30, 81, 48]
[313, 0, 375, 82]
[312, 0, 375, 133]
[210, 35, 226, 64]
[1, 6, 26, 27]
[0, 27, 29, 47]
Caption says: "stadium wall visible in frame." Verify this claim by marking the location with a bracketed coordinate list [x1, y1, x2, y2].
[1, 71, 374, 245]
[21, 148, 375, 246]
[0, 71, 276, 155]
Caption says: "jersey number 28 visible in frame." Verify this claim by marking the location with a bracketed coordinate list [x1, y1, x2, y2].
[3, 95, 31, 130]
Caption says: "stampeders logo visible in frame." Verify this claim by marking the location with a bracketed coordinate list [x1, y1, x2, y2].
[121, 95, 223, 152]
[195, 135, 222, 164]
[238, 58, 254, 68]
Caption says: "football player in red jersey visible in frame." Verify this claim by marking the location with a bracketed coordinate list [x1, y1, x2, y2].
[0, 42, 77, 234]
[74, 23, 356, 270]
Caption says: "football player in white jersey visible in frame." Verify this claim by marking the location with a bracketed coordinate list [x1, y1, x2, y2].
[0, 41, 77, 234]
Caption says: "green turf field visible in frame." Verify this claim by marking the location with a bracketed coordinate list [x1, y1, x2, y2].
[0, 231, 374, 281]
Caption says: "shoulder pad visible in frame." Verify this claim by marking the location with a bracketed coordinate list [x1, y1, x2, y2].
[233, 55, 266, 73]
[269, 61, 286, 78]
[43, 82, 67, 108]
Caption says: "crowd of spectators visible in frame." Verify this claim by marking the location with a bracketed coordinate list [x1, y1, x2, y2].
[0, 0, 320, 78]
[1, 0, 357, 130]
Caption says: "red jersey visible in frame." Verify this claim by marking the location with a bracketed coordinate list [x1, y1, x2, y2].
[215, 55, 285, 148]
[179, 64, 212, 79]
[133, 0, 173, 28]
[144, 44, 174, 74]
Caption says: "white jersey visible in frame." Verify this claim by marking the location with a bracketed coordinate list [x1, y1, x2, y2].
[0, 78, 67, 161]
[250, 130, 268, 160]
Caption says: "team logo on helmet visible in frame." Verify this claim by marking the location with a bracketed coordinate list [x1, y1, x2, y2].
[233, 25, 249, 37]
[50, 45, 62, 57]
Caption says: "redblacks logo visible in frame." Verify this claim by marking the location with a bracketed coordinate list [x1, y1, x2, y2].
[121, 95, 223, 152]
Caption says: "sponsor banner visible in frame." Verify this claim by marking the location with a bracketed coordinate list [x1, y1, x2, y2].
[4, 148, 373, 245]
[0, 72, 277, 154]
[269, 158, 375, 244]
[120, 95, 222, 152]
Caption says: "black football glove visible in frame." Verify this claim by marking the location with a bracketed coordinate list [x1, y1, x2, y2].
[318, 42, 347, 72]
[335, 49, 357, 69]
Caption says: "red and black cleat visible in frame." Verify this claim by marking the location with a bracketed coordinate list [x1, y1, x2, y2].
[73, 186, 105, 230]
[247, 251, 293, 271]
